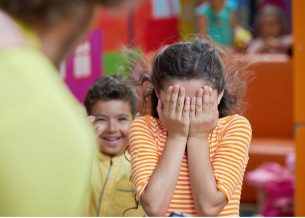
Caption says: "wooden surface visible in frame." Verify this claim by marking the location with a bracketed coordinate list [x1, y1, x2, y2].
[293, 0, 305, 216]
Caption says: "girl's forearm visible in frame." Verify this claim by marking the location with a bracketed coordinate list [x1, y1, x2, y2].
[187, 136, 227, 216]
[140, 136, 187, 216]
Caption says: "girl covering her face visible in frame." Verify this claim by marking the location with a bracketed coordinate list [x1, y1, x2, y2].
[129, 39, 252, 216]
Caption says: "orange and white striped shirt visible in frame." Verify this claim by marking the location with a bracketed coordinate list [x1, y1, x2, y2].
[129, 114, 252, 216]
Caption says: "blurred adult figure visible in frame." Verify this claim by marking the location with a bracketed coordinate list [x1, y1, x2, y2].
[0, 0, 139, 216]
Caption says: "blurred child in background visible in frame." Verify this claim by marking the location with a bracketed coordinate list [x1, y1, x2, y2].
[247, 5, 292, 55]
[196, 0, 252, 51]
[196, 0, 238, 47]
[85, 75, 144, 217]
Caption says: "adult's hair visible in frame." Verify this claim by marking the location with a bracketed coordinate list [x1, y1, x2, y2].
[0, 0, 129, 26]
[84, 75, 137, 118]
[143, 39, 246, 118]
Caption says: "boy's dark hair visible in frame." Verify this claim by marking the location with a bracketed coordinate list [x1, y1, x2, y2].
[142, 38, 247, 118]
[84, 75, 137, 117]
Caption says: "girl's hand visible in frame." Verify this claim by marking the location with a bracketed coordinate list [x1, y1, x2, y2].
[157, 85, 190, 138]
[189, 86, 219, 139]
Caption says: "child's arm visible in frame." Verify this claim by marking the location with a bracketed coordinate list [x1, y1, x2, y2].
[197, 14, 208, 40]
[231, 10, 238, 32]
[187, 86, 226, 216]
[130, 85, 190, 216]
[187, 86, 251, 216]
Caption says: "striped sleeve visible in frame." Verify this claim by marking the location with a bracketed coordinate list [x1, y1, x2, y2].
[213, 116, 252, 202]
[128, 117, 159, 200]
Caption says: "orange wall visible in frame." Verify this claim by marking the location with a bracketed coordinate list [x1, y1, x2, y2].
[245, 56, 293, 138]
[96, 9, 128, 52]
[96, 1, 152, 52]
[293, 0, 305, 216]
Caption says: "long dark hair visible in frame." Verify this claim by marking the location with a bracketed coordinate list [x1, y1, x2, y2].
[141, 39, 248, 118]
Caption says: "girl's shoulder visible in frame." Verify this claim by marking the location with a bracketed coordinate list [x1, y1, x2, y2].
[130, 115, 166, 141]
[132, 115, 164, 131]
[133, 115, 157, 125]
[218, 114, 252, 130]
[212, 115, 252, 144]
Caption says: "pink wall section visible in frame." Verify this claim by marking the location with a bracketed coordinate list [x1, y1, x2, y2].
[64, 30, 102, 103]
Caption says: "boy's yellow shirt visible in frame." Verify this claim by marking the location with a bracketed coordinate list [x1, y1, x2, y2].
[88, 152, 145, 217]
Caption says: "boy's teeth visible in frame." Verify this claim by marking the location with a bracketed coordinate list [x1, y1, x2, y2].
[106, 137, 118, 140]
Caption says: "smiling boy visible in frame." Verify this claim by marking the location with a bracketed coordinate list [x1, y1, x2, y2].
[85, 75, 144, 217]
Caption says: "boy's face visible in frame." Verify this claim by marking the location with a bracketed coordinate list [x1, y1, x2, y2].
[90, 100, 133, 157]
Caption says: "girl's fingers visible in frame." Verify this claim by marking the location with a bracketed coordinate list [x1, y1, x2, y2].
[183, 97, 190, 118]
[208, 86, 213, 113]
[190, 96, 196, 118]
[203, 85, 210, 113]
[210, 87, 217, 113]
[207, 87, 219, 118]
[169, 85, 180, 115]
[176, 87, 185, 117]
[196, 88, 203, 116]
[165, 86, 173, 112]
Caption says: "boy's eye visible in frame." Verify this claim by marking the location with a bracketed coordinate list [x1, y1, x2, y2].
[95, 118, 106, 123]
